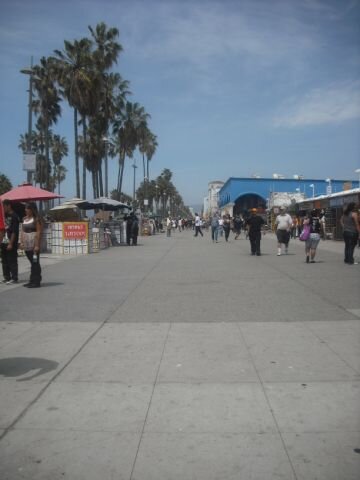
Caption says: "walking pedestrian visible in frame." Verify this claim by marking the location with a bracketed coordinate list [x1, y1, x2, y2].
[218, 217, 224, 237]
[166, 216, 172, 237]
[275, 206, 293, 256]
[245, 208, 264, 256]
[131, 214, 139, 246]
[20, 202, 42, 288]
[194, 213, 203, 237]
[223, 215, 231, 242]
[233, 215, 242, 239]
[341, 202, 360, 265]
[303, 209, 324, 263]
[210, 213, 219, 243]
[1, 200, 20, 285]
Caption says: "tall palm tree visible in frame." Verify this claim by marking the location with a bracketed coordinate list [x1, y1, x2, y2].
[32, 56, 61, 189]
[79, 23, 123, 199]
[51, 164, 67, 197]
[88, 22, 122, 70]
[51, 134, 68, 193]
[52, 38, 93, 197]
[97, 73, 130, 196]
[112, 101, 149, 196]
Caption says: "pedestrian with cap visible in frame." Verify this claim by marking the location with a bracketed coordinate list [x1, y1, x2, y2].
[275, 206, 293, 256]
[245, 208, 264, 256]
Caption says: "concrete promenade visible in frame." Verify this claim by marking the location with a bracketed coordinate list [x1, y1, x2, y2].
[0, 230, 359, 479]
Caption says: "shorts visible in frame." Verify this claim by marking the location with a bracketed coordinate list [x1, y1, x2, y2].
[305, 233, 320, 250]
[276, 230, 290, 245]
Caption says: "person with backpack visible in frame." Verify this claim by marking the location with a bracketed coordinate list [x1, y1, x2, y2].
[303, 209, 325, 263]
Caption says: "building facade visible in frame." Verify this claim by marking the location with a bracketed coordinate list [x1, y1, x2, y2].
[218, 177, 357, 216]
[205, 180, 224, 217]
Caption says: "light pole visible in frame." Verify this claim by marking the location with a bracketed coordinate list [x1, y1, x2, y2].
[309, 184, 315, 198]
[20, 57, 34, 184]
[355, 168, 360, 189]
[325, 178, 332, 195]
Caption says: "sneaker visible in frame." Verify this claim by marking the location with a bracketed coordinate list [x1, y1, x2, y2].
[6, 279, 18, 285]
[277, 252, 281, 256]
[27, 283, 41, 288]
[0, 279, 10, 284]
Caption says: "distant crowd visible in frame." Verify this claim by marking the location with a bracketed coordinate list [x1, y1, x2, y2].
[164, 203, 360, 265]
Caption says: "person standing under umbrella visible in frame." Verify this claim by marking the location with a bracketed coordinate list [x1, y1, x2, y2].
[1, 200, 20, 284]
[20, 202, 42, 288]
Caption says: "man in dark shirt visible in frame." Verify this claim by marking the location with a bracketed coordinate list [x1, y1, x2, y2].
[245, 208, 264, 256]
[1, 200, 20, 284]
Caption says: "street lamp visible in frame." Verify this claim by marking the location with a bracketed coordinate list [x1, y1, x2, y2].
[309, 184, 315, 197]
[325, 178, 332, 195]
[355, 168, 360, 189]
[20, 57, 34, 184]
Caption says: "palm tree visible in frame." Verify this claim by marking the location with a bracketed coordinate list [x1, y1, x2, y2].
[88, 22, 123, 70]
[52, 164, 67, 197]
[52, 38, 93, 197]
[51, 134, 68, 193]
[112, 101, 149, 196]
[145, 132, 158, 180]
[97, 73, 130, 197]
[32, 56, 61, 189]
[0, 173, 12, 195]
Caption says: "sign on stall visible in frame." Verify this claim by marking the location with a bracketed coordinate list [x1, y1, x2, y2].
[63, 222, 88, 240]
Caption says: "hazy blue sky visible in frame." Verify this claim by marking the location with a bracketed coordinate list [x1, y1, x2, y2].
[1, 0, 359, 204]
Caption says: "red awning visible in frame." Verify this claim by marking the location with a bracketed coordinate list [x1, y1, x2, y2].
[0, 183, 64, 202]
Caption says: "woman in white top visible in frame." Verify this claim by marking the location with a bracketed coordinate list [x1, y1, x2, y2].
[20, 202, 42, 288]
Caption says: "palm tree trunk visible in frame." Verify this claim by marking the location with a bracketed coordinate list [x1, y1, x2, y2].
[82, 118, 87, 200]
[58, 170, 61, 205]
[146, 158, 149, 180]
[92, 171, 96, 199]
[99, 167, 104, 197]
[45, 124, 50, 191]
[142, 153, 146, 180]
[117, 153, 125, 195]
[74, 108, 80, 197]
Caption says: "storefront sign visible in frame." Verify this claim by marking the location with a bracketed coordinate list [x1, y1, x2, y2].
[63, 222, 88, 240]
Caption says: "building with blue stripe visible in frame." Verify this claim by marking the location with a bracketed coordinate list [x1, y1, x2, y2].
[218, 177, 357, 215]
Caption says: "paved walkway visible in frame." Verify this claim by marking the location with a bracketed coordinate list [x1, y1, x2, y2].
[0, 231, 359, 480]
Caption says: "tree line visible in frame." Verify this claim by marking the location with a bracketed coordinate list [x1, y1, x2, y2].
[18, 22, 157, 201]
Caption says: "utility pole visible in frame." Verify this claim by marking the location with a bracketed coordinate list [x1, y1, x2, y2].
[20, 57, 34, 184]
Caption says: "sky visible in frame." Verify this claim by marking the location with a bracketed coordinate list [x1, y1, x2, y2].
[0, 0, 359, 206]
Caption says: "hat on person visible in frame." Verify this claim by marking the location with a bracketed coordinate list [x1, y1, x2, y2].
[250, 208, 257, 213]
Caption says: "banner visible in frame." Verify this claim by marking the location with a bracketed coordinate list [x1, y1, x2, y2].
[63, 222, 88, 240]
